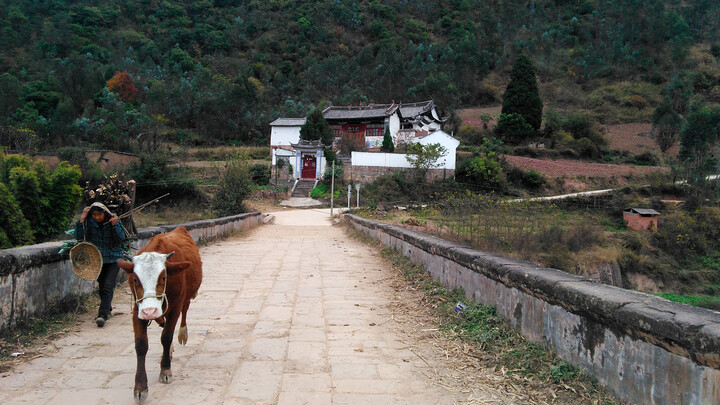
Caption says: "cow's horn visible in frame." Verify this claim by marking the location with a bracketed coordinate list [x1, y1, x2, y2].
[166, 251, 175, 260]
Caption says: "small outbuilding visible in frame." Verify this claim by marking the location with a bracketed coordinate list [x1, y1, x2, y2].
[623, 208, 661, 231]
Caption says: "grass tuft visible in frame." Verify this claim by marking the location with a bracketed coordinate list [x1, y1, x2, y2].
[350, 226, 617, 404]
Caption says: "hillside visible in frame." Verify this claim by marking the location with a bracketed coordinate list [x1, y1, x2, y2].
[1, 0, 720, 152]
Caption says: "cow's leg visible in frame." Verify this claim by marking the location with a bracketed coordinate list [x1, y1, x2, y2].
[159, 309, 180, 384]
[132, 316, 150, 402]
[177, 298, 191, 345]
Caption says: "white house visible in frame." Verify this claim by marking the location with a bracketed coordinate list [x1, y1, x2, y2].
[411, 130, 460, 170]
[351, 130, 460, 171]
[269, 117, 306, 166]
[268, 100, 449, 181]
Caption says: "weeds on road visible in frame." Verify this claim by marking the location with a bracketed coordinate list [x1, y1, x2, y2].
[0, 294, 95, 373]
[348, 226, 617, 404]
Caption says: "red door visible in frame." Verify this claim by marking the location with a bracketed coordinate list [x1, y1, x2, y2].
[301, 155, 316, 179]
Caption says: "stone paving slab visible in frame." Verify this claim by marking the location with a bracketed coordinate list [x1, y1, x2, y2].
[0, 209, 487, 404]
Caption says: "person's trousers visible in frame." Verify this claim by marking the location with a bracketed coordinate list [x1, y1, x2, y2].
[96, 262, 120, 317]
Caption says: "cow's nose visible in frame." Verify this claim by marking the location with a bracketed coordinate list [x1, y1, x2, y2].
[141, 308, 159, 319]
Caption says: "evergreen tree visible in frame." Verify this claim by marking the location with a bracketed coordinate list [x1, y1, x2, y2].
[380, 127, 394, 152]
[651, 98, 684, 154]
[501, 55, 543, 131]
[300, 108, 333, 146]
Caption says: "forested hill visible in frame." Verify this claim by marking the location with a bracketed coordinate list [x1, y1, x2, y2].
[1, 0, 719, 151]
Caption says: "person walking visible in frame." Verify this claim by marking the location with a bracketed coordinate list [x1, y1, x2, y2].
[74, 202, 126, 327]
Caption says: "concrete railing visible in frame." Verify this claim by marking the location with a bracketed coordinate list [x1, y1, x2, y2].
[345, 214, 720, 405]
[0, 212, 262, 332]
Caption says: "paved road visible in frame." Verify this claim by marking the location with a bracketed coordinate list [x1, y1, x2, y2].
[0, 209, 476, 404]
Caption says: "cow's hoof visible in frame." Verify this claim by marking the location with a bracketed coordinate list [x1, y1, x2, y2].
[159, 370, 173, 384]
[178, 326, 188, 345]
[134, 389, 148, 402]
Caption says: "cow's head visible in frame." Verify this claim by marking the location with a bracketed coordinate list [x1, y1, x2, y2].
[117, 252, 190, 320]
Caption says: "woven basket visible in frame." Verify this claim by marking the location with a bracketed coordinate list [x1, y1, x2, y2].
[70, 242, 103, 281]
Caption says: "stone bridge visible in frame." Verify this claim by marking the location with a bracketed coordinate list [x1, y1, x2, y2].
[2, 209, 719, 405]
[0, 210, 499, 404]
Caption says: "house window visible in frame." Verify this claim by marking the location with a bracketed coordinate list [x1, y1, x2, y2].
[366, 128, 382, 137]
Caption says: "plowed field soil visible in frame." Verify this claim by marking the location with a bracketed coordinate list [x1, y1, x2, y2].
[505, 155, 669, 178]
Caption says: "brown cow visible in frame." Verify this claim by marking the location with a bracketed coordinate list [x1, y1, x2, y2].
[117, 226, 202, 402]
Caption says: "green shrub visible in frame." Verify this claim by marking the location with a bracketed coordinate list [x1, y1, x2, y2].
[310, 183, 329, 198]
[0, 153, 81, 242]
[249, 163, 270, 185]
[457, 125, 486, 146]
[633, 150, 663, 166]
[572, 137, 599, 158]
[42, 162, 83, 238]
[0, 182, 34, 248]
[213, 156, 252, 216]
[362, 172, 416, 205]
[711, 44, 720, 59]
[321, 164, 344, 186]
[495, 113, 534, 144]
[507, 167, 545, 190]
[456, 155, 504, 191]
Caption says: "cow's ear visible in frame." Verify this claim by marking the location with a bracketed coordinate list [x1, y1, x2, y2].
[117, 259, 134, 273]
[166, 260, 191, 274]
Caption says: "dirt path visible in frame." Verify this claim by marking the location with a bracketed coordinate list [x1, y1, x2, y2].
[0, 210, 508, 404]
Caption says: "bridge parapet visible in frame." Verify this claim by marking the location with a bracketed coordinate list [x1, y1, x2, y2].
[0, 212, 262, 332]
[346, 214, 720, 405]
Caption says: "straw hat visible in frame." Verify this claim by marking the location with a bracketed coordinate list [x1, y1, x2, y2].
[70, 242, 103, 280]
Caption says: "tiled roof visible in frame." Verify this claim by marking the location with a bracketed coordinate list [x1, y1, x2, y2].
[323, 104, 399, 120]
[270, 118, 307, 126]
[290, 139, 325, 149]
[399, 100, 434, 118]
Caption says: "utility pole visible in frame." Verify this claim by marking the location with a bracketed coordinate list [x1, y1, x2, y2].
[348, 184, 351, 209]
[356, 184, 360, 209]
[330, 160, 335, 217]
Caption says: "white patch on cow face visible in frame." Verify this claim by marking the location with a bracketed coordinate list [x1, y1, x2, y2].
[132, 252, 169, 319]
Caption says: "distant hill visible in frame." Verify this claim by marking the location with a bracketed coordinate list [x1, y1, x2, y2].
[1, 0, 719, 150]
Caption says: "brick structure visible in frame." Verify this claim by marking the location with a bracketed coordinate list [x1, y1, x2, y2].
[623, 208, 660, 231]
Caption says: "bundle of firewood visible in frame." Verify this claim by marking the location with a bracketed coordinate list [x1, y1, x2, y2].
[82, 174, 137, 234]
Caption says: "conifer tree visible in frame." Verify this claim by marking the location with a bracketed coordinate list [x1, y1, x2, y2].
[300, 108, 333, 146]
[501, 55, 543, 131]
[380, 127, 394, 152]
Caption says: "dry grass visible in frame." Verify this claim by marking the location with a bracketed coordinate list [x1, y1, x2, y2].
[132, 202, 216, 228]
[346, 225, 617, 404]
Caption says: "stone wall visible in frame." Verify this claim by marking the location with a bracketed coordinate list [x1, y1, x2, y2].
[343, 163, 455, 184]
[345, 214, 720, 405]
[0, 212, 262, 332]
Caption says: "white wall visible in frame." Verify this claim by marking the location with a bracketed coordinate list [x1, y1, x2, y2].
[412, 131, 459, 170]
[270, 126, 301, 147]
[352, 152, 414, 168]
[351, 131, 458, 170]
